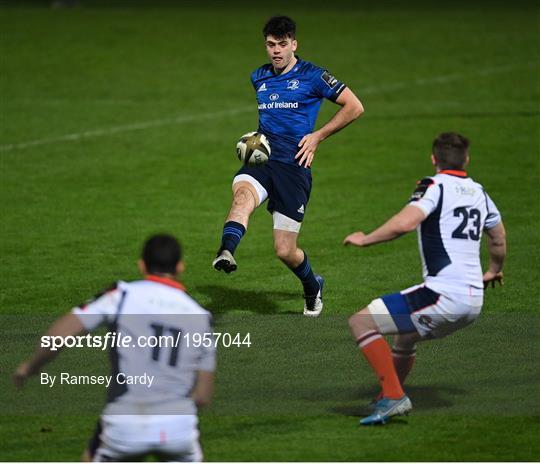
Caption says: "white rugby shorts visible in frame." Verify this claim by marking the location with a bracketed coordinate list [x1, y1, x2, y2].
[367, 284, 482, 339]
[90, 414, 202, 462]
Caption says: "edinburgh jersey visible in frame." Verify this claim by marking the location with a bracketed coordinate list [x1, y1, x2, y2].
[251, 57, 346, 166]
[72, 276, 215, 415]
[408, 170, 502, 297]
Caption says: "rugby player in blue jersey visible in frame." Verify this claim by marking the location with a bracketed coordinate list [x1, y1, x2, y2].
[213, 16, 364, 316]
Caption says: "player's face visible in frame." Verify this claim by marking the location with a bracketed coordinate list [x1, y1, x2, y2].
[265, 35, 297, 72]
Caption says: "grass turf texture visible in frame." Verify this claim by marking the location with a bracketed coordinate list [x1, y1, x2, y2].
[1, 0, 539, 461]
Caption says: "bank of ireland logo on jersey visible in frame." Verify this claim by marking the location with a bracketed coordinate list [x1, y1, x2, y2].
[287, 79, 300, 90]
[269, 93, 279, 101]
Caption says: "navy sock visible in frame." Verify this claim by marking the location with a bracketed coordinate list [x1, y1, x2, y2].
[220, 221, 246, 255]
[292, 253, 319, 296]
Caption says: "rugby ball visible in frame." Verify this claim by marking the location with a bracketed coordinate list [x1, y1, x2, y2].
[236, 132, 271, 166]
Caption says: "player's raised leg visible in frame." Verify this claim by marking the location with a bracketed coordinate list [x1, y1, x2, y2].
[348, 307, 412, 425]
[273, 227, 324, 316]
[213, 180, 261, 273]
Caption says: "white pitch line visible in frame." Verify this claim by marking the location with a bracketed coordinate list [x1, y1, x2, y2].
[361, 62, 537, 94]
[0, 106, 252, 153]
[0, 62, 536, 153]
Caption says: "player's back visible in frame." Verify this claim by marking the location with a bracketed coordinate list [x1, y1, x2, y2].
[74, 277, 215, 416]
[410, 171, 501, 300]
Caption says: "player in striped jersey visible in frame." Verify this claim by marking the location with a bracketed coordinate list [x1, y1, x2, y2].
[13, 234, 215, 461]
[343, 133, 506, 425]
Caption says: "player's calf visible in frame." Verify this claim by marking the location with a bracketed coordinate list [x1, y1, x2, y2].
[349, 308, 405, 401]
[273, 231, 323, 316]
[392, 333, 420, 385]
[213, 183, 259, 273]
[369, 337, 418, 408]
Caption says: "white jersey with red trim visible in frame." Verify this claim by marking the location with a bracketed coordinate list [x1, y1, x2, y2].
[408, 170, 502, 299]
[72, 277, 215, 420]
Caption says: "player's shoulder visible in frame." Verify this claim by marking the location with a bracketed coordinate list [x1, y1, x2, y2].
[251, 63, 273, 82]
[433, 172, 483, 189]
[178, 291, 212, 316]
[115, 279, 147, 293]
[297, 59, 346, 97]
[409, 175, 438, 202]
[127, 278, 188, 294]
[95, 280, 128, 297]
[296, 58, 320, 72]
[414, 175, 439, 188]
[294, 58, 328, 79]
[77, 280, 125, 310]
[464, 175, 485, 191]
[126, 278, 211, 315]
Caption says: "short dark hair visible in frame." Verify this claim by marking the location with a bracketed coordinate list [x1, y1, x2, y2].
[142, 234, 182, 275]
[263, 15, 296, 39]
[432, 132, 470, 170]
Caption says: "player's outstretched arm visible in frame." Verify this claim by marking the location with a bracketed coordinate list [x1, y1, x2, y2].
[483, 221, 506, 288]
[191, 370, 215, 408]
[343, 205, 426, 247]
[13, 313, 86, 388]
[296, 88, 364, 167]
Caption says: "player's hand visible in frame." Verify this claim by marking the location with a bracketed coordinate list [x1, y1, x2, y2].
[483, 270, 504, 289]
[296, 132, 322, 168]
[343, 231, 368, 247]
[13, 361, 33, 389]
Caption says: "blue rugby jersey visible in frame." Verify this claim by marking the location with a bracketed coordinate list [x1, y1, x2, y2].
[251, 57, 346, 166]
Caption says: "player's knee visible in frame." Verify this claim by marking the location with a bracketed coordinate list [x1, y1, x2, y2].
[348, 308, 371, 331]
[274, 241, 295, 262]
[232, 188, 255, 212]
[348, 312, 361, 330]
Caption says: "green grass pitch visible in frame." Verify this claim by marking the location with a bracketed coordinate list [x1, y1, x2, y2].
[1, 0, 539, 461]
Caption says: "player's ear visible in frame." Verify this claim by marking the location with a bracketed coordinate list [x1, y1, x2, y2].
[291, 39, 298, 51]
[138, 259, 147, 275]
[465, 154, 470, 167]
[430, 154, 437, 166]
[176, 260, 185, 275]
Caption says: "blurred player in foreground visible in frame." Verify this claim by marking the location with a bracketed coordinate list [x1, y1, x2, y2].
[343, 133, 506, 425]
[213, 15, 364, 317]
[13, 234, 215, 461]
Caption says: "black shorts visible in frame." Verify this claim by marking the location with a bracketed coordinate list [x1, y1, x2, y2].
[234, 160, 312, 223]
